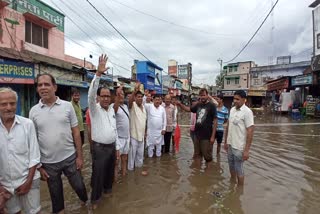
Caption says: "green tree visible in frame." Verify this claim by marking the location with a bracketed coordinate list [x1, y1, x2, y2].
[215, 74, 224, 89]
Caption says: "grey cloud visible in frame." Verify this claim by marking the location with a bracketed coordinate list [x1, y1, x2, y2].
[43, 0, 315, 85]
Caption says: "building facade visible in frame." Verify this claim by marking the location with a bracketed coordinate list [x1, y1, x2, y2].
[133, 60, 163, 94]
[0, 0, 99, 116]
[250, 60, 311, 107]
[219, 61, 256, 108]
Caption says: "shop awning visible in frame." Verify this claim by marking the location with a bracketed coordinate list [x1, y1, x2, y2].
[248, 90, 266, 97]
[267, 77, 289, 91]
[56, 79, 89, 88]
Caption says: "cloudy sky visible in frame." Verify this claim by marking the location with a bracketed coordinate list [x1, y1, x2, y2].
[43, 0, 314, 85]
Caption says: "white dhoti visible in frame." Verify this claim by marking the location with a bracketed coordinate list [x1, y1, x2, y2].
[118, 137, 130, 155]
[147, 130, 163, 158]
[128, 137, 144, 171]
[144, 104, 166, 158]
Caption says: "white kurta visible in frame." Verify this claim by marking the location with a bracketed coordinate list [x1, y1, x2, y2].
[145, 104, 166, 147]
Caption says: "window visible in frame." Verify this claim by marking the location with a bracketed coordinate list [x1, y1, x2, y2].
[229, 67, 232, 73]
[227, 79, 230, 85]
[25, 21, 48, 48]
[235, 78, 240, 84]
[254, 79, 259, 85]
[234, 67, 238, 72]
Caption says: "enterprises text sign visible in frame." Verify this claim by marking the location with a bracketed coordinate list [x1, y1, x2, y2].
[0, 59, 34, 84]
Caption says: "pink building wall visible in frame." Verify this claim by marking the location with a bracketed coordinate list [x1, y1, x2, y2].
[0, 5, 92, 69]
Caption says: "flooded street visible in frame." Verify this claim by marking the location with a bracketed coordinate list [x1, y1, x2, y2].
[40, 112, 320, 214]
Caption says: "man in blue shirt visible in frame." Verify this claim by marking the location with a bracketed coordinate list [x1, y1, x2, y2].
[215, 94, 229, 154]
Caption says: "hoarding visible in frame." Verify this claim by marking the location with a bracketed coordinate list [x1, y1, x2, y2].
[291, 74, 313, 86]
[178, 64, 188, 79]
[168, 65, 177, 76]
[0, 59, 34, 84]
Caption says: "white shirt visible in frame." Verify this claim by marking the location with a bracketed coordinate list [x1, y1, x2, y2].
[145, 104, 166, 146]
[130, 102, 147, 142]
[227, 104, 254, 151]
[145, 104, 166, 134]
[29, 97, 78, 163]
[0, 115, 40, 194]
[110, 103, 130, 138]
[89, 75, 119, 149]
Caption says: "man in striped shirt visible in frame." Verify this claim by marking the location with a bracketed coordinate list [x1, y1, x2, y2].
[215, 94, 229, 154]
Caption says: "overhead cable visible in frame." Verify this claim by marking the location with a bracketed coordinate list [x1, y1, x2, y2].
[224, 0, 280, 63]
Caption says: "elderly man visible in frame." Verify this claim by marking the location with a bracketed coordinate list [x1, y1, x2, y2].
[145, 94, 166, 158]
[224, 90, 254, 185]
[30, 74, 88, 214]
[0, 87, 41, 213]
[88, 54, 120, 209]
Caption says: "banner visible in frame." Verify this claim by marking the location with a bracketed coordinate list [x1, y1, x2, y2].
[291, 74, 313, 86]
[0, 59, 34, 84]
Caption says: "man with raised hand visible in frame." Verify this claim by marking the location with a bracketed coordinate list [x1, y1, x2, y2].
[177, 88, 217, 162]
[88, 54, 120, 209]
[128, 82, 147, 171]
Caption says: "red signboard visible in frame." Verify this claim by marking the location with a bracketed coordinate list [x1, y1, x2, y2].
[267, 78, 289, 91]
[168, 65, 177, 76]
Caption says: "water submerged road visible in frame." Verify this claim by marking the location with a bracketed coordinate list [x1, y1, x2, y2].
[40, 113, 320, 214]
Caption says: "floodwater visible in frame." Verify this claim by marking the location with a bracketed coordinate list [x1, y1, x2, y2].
[40, 112, 320, 214]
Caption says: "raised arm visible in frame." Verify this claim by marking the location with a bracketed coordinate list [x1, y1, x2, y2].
[176, 102, 191, 112]
[208, 95, 218, 106]
[129, 82, 141, 109]
[88, 54, 109, 114]
[113, 86, 123, 113]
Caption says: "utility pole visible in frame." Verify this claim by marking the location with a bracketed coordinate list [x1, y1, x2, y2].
[217, 58, 223, 89]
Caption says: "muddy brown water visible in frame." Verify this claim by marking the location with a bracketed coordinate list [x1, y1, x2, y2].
[40, 112, 320, 214]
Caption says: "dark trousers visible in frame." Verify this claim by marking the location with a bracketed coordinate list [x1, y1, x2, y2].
[163, 132, 172, 153]
[80, 131, 85, 145]
[42, 153, 88, 214]
[91, 141, 116, 203]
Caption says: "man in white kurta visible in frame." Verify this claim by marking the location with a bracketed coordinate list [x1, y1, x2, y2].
[145, 95, 166, 158]
[128, 83, 147, 171]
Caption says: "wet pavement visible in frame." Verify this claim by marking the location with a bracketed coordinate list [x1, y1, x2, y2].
[40, 112, 320, 214]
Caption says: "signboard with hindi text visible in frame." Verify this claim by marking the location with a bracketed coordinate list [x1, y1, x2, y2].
[0, 59, 34, 84]
[291, 74, 313, 86]
[178, 64, 188, 79]
[8, 0, 64, 31]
